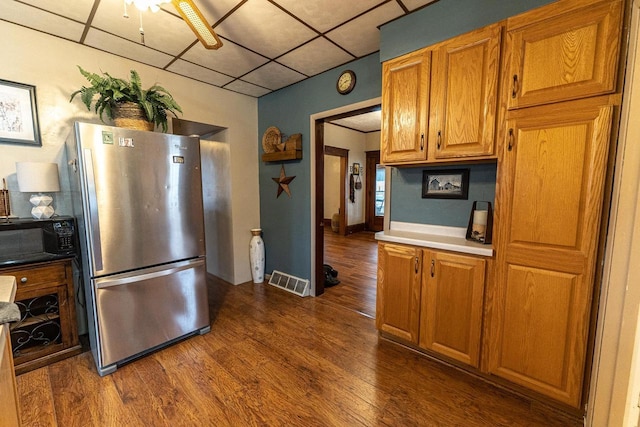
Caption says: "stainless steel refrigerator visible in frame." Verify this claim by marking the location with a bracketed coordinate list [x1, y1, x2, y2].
[66, 121, 210, 376]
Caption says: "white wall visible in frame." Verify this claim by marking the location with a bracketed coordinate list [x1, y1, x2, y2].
[365, 131, 381, 152]
[323, 155, 341, 220]
[1, 20, 259, 284]
[324, 124, 367, 226]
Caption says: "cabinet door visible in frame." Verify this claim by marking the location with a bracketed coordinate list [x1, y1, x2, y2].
[419, 251, 485, 367]
[488, 98, 613, 407]
[506, 0, 622, 109]
[381, 50, 431, 164]
[376, 243, 422, 343]
[429, 23, 502, 159]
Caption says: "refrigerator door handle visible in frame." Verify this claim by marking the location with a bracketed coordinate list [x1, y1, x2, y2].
[95, 259, 205, 289]
[84, 148, 103, 271]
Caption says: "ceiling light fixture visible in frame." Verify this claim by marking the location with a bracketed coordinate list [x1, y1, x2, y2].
[125, 0, 171, 13]
[122, 0, 222, 50]
[171, 0, 222, 49]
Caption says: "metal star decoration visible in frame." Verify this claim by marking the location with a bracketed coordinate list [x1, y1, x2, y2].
[272, 165, 296, 198]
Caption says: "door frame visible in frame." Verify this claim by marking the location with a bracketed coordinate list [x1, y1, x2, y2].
[324, 145, 349, 236]
[365, 150, 382, 231]
[310, 97, 381, 296]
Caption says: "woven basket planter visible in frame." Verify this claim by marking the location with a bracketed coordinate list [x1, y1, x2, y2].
[113, 102, 154, 131]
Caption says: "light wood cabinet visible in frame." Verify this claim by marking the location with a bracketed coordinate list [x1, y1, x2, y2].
[2, 259, 82, 375]
[487, 97, 613, 408]
[381, 24, 502, 165]
[376, 242, 422, 343]
[419, 251, 486, 367]
[505, 0, 622, 110]
[381, 50, 431, 164]
[0, 318, 21, 427]
[429, 23, 502, 160]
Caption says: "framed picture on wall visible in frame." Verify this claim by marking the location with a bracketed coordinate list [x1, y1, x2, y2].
[422, 169, 470, 199]
[0, 79, 42, 146]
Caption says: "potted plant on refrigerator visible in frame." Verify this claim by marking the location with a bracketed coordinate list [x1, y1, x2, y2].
[70, 66, 182, 132]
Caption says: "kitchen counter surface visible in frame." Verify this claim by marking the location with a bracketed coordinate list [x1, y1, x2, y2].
[0, 276, 16, 304]
[375, 222, 494, 257]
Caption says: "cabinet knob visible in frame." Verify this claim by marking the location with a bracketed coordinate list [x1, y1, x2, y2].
[430, 260, 435, 277]
[437, 131, 442, 149]
[415, 256, 419, 273]
[20, 277, 27, 283]
[420, 133, 424, 151]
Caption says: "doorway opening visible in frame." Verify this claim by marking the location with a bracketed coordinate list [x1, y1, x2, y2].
[310, 98, 381, 299]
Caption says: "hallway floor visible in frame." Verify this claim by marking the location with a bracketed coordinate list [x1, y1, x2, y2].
[321, 228, 378, 318]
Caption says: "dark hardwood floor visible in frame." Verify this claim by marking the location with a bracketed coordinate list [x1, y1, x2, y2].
[16, 263, 580, 426]
[321, 228, 378, 318]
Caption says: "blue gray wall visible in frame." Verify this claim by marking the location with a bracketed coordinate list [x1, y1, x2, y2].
[390, 163, 497, 227]
[258, 0, 554, 282]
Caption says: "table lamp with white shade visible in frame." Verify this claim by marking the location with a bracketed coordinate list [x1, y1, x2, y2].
[16, 162, 61, 219]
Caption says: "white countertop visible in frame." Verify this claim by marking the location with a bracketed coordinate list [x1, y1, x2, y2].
[375, 222, 494, 257]
[0, 276, 16, 304]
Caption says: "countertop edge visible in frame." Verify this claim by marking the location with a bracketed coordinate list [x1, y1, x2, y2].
[375, 230, 494, 257]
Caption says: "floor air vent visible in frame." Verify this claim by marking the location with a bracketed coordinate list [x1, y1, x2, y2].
[268, 270, 310, 297]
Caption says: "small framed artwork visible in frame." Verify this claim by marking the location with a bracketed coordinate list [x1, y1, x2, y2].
[352, 163, 361, 175]
[422, 168, 470, 199]
[0, 79, 42, 146]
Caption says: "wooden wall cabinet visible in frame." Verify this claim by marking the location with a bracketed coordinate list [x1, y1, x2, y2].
[487, 97, 614, 408]
[428, 23, 502, 160]
[419, 251, 486, 368]
[376, 242, 422, 343]
[2, 259, 82, 375]
[505, 0, 622, 110]
[381, 24, 502, 165]
[381, 50, 431, 164]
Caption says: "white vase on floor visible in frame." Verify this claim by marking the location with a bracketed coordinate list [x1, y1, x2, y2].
[249, 228, 265, 283]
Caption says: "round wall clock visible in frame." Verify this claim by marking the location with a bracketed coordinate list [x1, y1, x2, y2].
[337, 70, 356, 95]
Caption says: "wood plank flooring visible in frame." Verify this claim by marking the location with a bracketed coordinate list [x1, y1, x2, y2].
[321, 229, 378, 318]
[16, 268, 580, 426]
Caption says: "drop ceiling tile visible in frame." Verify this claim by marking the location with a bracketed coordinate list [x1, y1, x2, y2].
[278, 38, 353, 77]
[167, 59, 235, 86]
[330, 110, 381, 132]
[401, 0, 439, 12]
[84, 28, 174, 69]
[177, 0, 245, 27]
[0, 1, 85, 41]
[326, 2, 404, 58]
[273, 0, 382, 33]
[181, 39, 268, 78]
[20, 0, 95, 22]
[242, 62, 306, 91]
[224, 80, 272, 97]
[92, 2, 196, 55]
[214, 0, 317, 59]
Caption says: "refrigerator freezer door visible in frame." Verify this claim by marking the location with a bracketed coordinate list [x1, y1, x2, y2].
[74, 122, 205, 277]
[93, 258, 209, 373]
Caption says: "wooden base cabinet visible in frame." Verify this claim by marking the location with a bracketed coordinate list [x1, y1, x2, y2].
[377, 243, 488, 369]
[0, 319, 21, 427]
[1, 259, 82, 375]
[376, 243, 422, 344]
[419, 251, 486, 368]
[487, 98, 614, 408]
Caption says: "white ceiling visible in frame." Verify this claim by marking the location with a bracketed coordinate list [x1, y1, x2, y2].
[1, 0, 436, 98]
